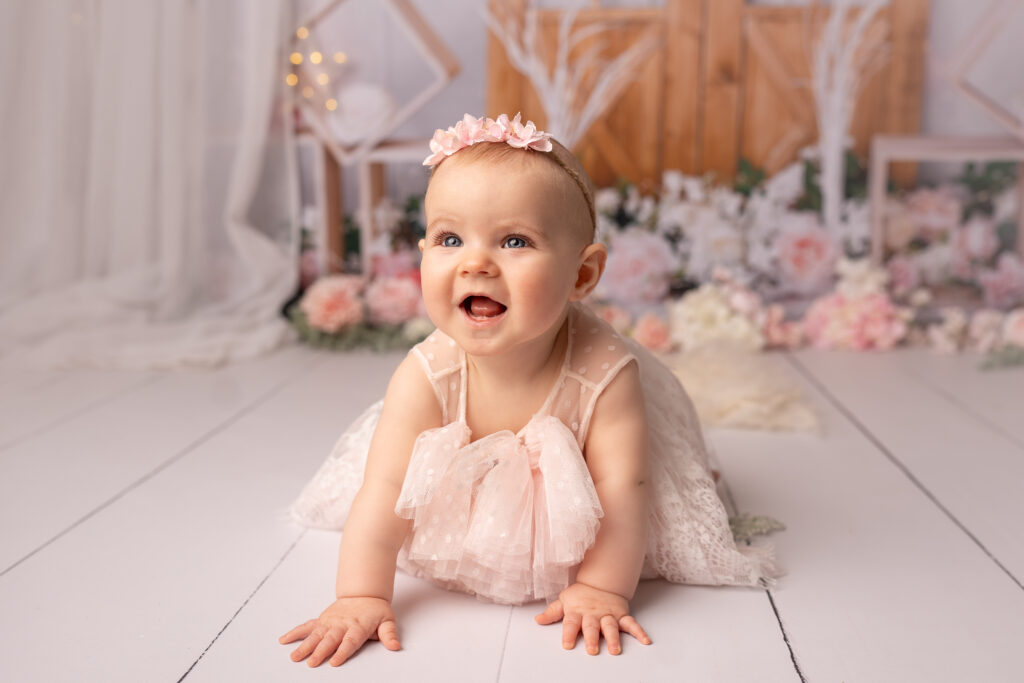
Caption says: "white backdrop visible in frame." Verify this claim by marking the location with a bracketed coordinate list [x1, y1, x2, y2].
[0, 0, 299, 368]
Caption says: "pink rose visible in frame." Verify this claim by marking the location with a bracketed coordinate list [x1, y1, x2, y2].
[803, 292, 907, 350]
[774, 220, 838, 296]
[598, 228, 677, 305]
[632, 313, 673, 352]
[1002, 308, 1024, 347]
[905, 186, 961, 241]
[978, 254, 1024, 310]
[366, 276, 422, 326]
[372, 248, 421, 284]
[886, 255, 920, 299]
[300, 275, 365, 332]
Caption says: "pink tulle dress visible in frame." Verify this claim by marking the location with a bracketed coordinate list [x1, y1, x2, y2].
[290, 304, 776, 605]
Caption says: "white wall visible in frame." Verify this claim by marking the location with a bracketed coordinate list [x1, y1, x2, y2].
[302, 0, 1024, 206]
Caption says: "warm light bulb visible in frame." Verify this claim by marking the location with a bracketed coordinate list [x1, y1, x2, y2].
[325, 99, 338, 111]
[296, 26, 309, 40]
[285, 73, 298, 87]
[302, 86, 314, 98]
[333, 52, 347, 64]
[316, 73, 329, 85]
[289, 52, 303, 65]
[310, 51, 323, 65]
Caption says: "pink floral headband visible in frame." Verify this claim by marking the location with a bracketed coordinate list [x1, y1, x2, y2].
[422, 113, 553, 167]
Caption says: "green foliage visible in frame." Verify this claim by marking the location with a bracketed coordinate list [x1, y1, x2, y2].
[286, 305, 424, 351]
[958, 161, 1017, 220]
[733, 158, 767, 198]
[792, 150, 869, 212]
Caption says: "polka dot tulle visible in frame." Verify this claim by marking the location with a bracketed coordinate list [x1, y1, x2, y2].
[289, 304, 777, 604]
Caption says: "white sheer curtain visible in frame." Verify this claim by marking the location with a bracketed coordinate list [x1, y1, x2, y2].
[0, 0, 299, 368]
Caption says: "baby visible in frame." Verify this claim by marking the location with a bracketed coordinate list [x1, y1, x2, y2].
[280, 114, 775, 668]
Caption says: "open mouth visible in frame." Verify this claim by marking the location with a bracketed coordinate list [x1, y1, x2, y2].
[461, 295, 507, 320]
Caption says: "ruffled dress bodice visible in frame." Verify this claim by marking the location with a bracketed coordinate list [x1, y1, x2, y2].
[290, 304, 777, 605]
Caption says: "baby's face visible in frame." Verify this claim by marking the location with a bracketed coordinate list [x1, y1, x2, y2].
[420, 154, 589, 357]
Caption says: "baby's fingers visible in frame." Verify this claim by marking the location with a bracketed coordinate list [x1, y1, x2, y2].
[328, 627, 370, 667]
[561, 613, 583, 650]
[377, 619, 401, 651]
[534, 600, 564, 625]
[619, 615, 652, 645]
[601, 615, 622, 655]
[278, 619, 315, 644]
[582, 614, 602, 655]
[289, 629, 325, 662]
[307, 630, 343, 667]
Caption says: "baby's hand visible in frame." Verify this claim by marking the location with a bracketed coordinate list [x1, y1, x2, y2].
[535, 582, 651, 655]
[278, 596, 400, 667]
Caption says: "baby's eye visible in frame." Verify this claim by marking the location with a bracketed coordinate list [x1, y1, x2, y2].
[503, 235, 529, 249]
[434, 233, 462, 247]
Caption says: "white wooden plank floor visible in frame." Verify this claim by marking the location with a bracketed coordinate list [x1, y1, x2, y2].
[1, 343, 1021, 682]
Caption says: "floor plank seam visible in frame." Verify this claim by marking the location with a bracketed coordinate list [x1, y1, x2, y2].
[177, 530, 308, 682]
[902, 365, 1024, 452]
[767, 590, 806, 683]
[785, 354, 1024, 593]
[0, 354, 328, 578]
[0, 375, 162, 454]
[493, 606, 515, 682]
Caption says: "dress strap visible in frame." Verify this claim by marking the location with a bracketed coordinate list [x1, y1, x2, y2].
[411, 329, 463, 425]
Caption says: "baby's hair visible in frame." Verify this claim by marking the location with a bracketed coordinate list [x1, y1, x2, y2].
[428, 138, 597, 243]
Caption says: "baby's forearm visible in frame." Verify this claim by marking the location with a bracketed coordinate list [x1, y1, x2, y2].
[575, 478, 648, 599]
[334, 481, 409, 601]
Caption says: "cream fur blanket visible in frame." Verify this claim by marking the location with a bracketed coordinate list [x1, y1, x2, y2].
[663, 348, 819, 432]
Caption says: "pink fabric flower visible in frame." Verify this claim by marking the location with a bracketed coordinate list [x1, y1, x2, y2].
[978, 253, 1024, 310]
[300, 275, 365, 332]
[905, 186, 961, 241]
[774, 220, 838, 296]
[422, 113, 552, 166]
[886, 255, 920, 299]
[763, 304, 804, 349]
[632, 312, 673, 351]
[803, 292, 908, 351]
[968, 309, 1005, 352]
[1002, 308, 1024, 347]
[366, 276, 422, 326]
[598, 228, 677, 306]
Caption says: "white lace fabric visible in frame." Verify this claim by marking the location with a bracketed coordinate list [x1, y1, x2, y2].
[290, 304, 777, 603]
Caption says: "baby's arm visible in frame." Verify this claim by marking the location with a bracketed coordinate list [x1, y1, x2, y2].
[535, 360, 651, 655]
[280, 354, 441, 667]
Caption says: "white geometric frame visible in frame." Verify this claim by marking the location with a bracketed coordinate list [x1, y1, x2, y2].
[291, 0, 460, 166]
[946, 0, 1024, 143]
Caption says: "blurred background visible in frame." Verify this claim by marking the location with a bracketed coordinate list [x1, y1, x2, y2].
[2, 0, 1023, 368]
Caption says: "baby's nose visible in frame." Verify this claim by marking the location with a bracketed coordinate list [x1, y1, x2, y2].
[459, 249, 497, 276]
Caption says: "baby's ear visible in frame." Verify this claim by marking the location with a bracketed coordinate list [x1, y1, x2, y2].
[569, 243, 607, 302]
[418, 238, 425, 253]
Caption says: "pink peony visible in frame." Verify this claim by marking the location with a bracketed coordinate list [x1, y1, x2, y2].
[803, 292, 908, 351]
[300, 275, 365, 332]
[968, 309, 1005, 352]
[763, 304, 804, 349]
[598, 228, 677, 306]
[1002, 308, 1024, 347]
[775, 221, 838, 296]
[886, 255, 920, 299]
[365, 276, 422, 326]
[905, 186, 961, 241]
[632, 312, 673, 352]
[977, 253, 1024, 310]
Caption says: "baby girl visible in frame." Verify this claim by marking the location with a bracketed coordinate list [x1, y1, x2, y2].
[280, 114, 775, 668]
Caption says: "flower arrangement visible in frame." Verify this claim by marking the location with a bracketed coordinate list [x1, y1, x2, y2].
[288, 274, 432, 351]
